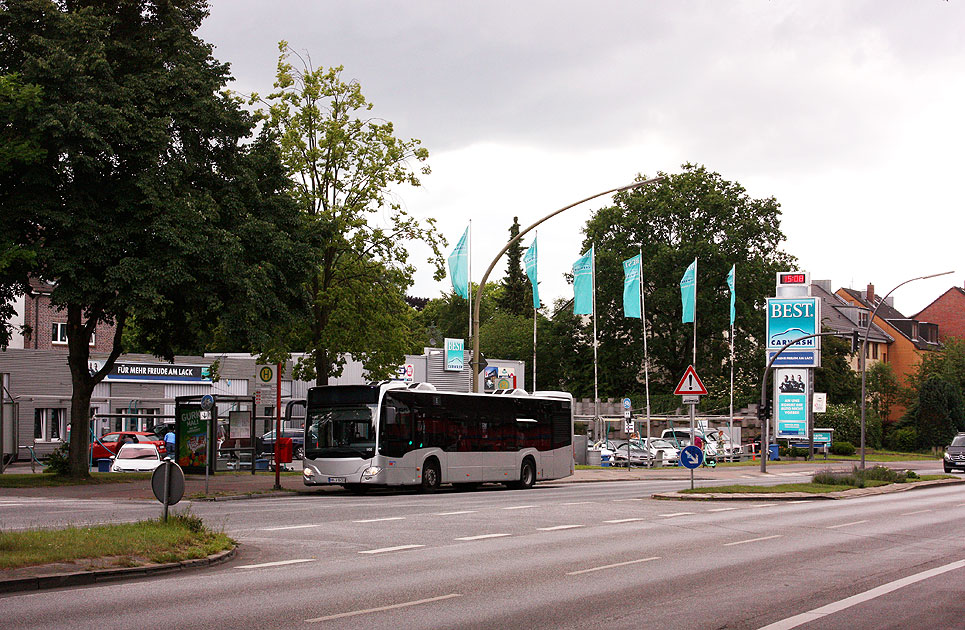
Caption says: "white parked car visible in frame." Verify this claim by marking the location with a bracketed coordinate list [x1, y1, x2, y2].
[631, 438, 680, 465]
[111, 443, 165, 473]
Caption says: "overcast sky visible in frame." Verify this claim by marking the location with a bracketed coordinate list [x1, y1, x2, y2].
[199, 0, 964, 317]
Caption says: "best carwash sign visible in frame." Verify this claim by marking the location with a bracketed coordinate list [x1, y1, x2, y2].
[766, 297, 821, 368]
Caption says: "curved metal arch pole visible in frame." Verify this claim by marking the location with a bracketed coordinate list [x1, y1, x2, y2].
[470, 176, 665, 392]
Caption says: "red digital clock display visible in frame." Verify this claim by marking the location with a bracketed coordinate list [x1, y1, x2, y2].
[780, 273, 807, 284]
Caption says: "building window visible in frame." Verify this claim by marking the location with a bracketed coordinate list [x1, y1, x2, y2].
[858, 311, 869, 327]
[34, 408, 67, 442]
[52, 322, 67, 344]
[114, 408, 159, 432]
[51, 323, 95, 346]
[872, 344, 878, 359]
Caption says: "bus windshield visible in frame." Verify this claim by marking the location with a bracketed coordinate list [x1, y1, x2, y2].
[306, 405, 376, 459]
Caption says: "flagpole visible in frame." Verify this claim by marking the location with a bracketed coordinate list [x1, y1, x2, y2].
[591, 244, 600, 441]
[532, 231, 537, 394]
[640, 245, 652, 467]
[466, 219, 475, 372]
[729, 322, 735, 461]
[692, 258, 698, 367]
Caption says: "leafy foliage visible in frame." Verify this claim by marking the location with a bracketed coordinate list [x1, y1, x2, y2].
[914, 377, 963, 448]
[815, 332, 860, 404]
[255, 43, 446, 383]
[817, 403, 882, 449]
[574, 164, 795, 404]
[0, 1, 310, 475]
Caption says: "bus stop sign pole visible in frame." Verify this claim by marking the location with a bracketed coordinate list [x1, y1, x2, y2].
[274, 363, 282, 491]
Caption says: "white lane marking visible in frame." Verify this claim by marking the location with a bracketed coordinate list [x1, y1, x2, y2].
[612, 498, 644, 502]
[358, 544, 424, 554]
[435, 510, 478, 516]
[0, 503, 28, 507]
[502, 505, 536, 510]
[757, 559, 965, 630]
[827, 520, 869, 529]
[353, 517, 405, 523]
[708, 507, 739, 512]
[567, 556, 660, 576]
[538, 524, 584, 531]
[900, 509, 932, 516]
[787, 500, 811, 504]
[659, 512, 695, 517]
[740, 475, 756, 478]
[261, 524, 321, 531]
[561, 501, 596, 506]
[604, 517, 645, 523]
[236, 559, 316, 569]
[777, 473, 800, 477]
[724, 535, 782, 547]
[306, 593, 463, 623]
[750, 504, 779, 508]
[455, 533, 511, 541]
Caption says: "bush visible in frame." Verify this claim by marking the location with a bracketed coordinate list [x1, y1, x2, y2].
[812, 469, 864, 488]
[905, 470, 919, 480]
[857, 465, 905, 483]
[831, 441, 856, 456]
[817, 403, 883, 449]
[43, 443, 71, 476]
[887, 427, 919, 453]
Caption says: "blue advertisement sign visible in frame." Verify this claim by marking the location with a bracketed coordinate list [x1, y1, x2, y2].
[766, 297, 820, 367]
[444, 338, 464, 372]
[775, 368, 809, 439]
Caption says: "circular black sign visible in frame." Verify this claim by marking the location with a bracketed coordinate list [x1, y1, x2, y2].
[152, 461, 185, 506]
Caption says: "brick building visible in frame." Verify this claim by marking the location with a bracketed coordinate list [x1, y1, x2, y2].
[19, 279, 117, 352]
[914, 285, 965, 342]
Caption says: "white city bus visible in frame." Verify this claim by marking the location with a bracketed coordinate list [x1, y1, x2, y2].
[302, 382, 574, 492]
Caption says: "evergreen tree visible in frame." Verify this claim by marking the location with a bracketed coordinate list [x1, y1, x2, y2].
[496, 216, 530, 317]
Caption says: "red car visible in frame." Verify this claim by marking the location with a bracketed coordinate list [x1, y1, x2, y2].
[91, 431, 167, 460]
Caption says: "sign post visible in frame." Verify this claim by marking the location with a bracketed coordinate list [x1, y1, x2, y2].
[674, 366, 708, 489]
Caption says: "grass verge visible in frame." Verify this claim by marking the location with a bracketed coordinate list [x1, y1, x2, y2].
[0, 513, 234, 570]
[679, 480, 892, 494]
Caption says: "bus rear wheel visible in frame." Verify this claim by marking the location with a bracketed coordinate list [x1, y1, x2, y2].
[508, 460, 535, 490]
[420, 461, 441, 492]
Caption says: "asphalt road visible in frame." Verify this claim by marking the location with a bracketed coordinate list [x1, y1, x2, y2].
[3, 467, 965, 629]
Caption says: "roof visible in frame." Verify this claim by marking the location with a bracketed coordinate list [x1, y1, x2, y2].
[810, 283, 892, 344]
[912, 286, 965, 320]
[837, 286, 938, 351]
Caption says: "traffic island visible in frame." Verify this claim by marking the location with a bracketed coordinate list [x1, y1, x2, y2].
[652, 476, 964, 501]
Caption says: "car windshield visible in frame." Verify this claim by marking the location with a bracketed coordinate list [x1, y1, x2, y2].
[951, 435, 965, 447]
[306, 405, 376, 459]
[117, 446, 158, 460]
[650, 439, 675, 449]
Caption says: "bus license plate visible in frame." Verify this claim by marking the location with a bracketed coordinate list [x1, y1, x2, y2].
[328, 477, 346, 483]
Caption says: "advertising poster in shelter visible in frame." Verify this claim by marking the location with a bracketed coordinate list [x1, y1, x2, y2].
[176, 404, 210, 474]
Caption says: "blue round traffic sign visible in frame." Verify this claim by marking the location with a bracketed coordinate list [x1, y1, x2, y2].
[622, 398, 631, 410]
[680, 445, 704, 469]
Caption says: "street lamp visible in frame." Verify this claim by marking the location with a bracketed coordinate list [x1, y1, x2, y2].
[470, 176, 665, 393]
[858, 271, 954, 469]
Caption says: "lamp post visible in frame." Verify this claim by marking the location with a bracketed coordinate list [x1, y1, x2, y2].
[858, 271, 954, 469]
[470, 176, 665, 393]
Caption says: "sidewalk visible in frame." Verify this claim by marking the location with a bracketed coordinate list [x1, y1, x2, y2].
[1, 458, 944, 501]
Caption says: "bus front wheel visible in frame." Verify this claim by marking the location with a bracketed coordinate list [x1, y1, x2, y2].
[508, 460, 536, 490]
[420, 461, 441, 492]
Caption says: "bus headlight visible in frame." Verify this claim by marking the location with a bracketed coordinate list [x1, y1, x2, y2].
[303, 468, 316, 479]
[363, 466, 382, 477]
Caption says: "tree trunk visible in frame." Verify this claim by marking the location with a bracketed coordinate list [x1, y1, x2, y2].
[66, 305, 94, 478]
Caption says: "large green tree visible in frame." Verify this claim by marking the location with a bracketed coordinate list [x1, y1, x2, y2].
[255, 43, 446, 384]
[576, 164, 796, 405]
[0, 0, 310, 476]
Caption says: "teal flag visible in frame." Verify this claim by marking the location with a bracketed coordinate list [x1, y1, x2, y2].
[727, 264, 736, 325]
[680, 258, 697, 323]
[572, 246, 594, 315]
[524, 237, 539, 309]
[622, 254, 642, 318]
[448, 226, 469, 299]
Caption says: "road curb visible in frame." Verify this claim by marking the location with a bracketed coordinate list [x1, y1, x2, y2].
[0, 546, 237, 595]
[651, 477, 965, 501]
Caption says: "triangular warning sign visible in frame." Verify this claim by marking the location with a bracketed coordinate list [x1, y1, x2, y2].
[673, 365, 708, 395]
